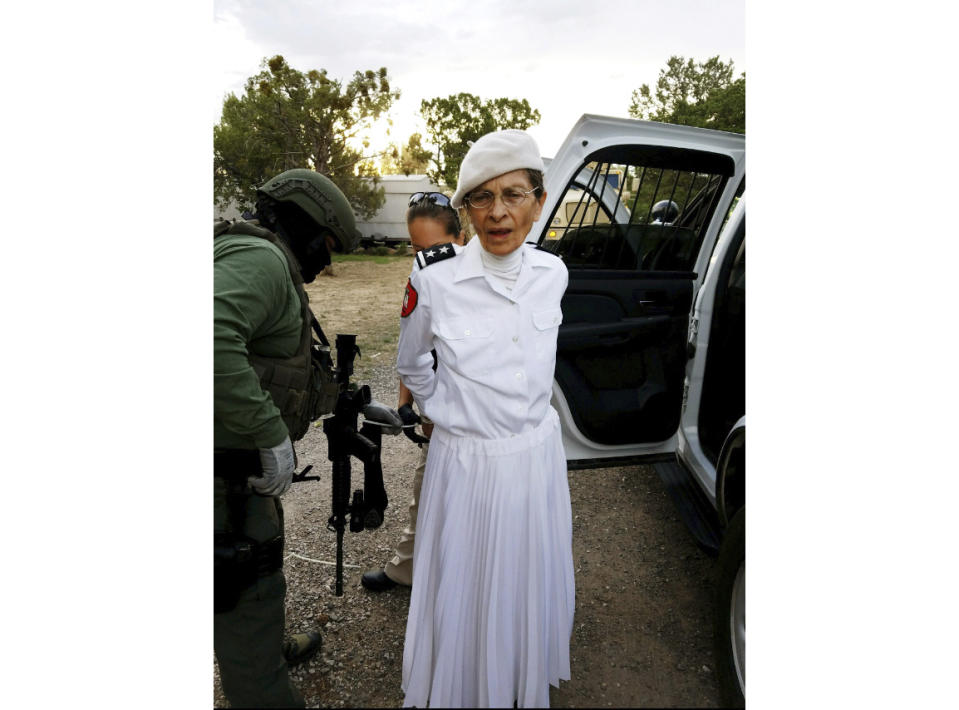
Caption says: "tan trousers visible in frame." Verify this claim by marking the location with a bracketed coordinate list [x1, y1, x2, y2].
[384, 443, 429, 586]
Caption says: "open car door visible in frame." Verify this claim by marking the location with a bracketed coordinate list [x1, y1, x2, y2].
[534, 115, 745, 467]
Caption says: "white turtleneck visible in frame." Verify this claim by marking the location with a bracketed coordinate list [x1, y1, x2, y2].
[479, 240, 524, 295]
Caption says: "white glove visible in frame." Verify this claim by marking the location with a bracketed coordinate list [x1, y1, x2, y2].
[252, 436, 295, 497]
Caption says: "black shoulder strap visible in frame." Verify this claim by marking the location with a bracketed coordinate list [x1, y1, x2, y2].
[414, 242, 458, 270]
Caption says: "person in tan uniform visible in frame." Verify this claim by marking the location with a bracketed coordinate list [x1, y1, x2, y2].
[361, 191, 466, 591]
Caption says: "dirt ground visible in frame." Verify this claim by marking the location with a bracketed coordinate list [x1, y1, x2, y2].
[214, 255, 724, 708]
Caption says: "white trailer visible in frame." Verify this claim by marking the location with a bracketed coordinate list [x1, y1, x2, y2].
[355, 174, 445, 247]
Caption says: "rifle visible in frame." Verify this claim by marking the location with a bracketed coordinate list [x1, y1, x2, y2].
[293, 333, 407, 596]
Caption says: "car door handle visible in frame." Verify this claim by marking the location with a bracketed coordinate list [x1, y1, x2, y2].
[636, 299, 673, 315]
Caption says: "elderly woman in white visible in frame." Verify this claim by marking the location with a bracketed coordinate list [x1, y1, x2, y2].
[397, 129, 574, 708]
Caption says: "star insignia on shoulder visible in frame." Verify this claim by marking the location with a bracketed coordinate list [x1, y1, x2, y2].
[415, 242, 459, 269]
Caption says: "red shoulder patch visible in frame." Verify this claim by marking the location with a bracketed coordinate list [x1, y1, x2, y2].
[401, 279, 418, 317]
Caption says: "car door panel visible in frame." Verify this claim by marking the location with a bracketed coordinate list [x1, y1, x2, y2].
[556, 272, 693, 445]
[536, 115, 745, 463]
[558, 317, 671, 350]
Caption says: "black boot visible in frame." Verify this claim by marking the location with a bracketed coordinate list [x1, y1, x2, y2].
[361, 568, 399, 592]
[283, 631, 322, 667]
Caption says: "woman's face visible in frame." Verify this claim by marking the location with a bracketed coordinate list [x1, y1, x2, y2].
[466, 170, 547, 256]
[408, 216, 465, 253]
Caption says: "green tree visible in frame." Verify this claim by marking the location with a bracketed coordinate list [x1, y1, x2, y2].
[420, 94, 541, 187]
[214, 55, 400, 219]
[380, 132, 433, 175]
[629, 56, 745, 134]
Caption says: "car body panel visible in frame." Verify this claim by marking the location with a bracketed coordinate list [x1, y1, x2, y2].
[677, 196, 746, 502]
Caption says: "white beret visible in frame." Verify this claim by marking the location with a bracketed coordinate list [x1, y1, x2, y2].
[450, 129, 545, 209]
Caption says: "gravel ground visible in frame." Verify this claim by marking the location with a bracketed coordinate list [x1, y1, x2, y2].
[214, 357, 723, 708]
[214, 256, 725, 707]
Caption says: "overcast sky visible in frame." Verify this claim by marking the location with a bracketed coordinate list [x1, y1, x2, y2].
[213, 0, 745, 161]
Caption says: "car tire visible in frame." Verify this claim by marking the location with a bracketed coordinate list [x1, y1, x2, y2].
[715, 506, 745, 707]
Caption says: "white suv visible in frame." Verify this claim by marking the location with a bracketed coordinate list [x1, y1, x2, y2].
[534, 115, 746, 706]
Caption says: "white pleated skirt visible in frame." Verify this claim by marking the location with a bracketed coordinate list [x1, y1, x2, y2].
[401, 408, 575, 708]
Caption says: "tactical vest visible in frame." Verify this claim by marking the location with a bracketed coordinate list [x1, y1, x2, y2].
[214, 220, 338, 441]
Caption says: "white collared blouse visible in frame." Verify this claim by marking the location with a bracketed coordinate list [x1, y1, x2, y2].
[397, 237, 568, 440]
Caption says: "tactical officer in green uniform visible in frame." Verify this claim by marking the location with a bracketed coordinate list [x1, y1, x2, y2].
[214, 169, 359, 708]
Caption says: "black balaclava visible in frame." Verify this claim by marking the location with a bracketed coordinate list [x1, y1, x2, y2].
[255, 197, 333, 283]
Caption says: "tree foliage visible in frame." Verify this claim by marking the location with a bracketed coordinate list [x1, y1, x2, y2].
[380, 132, 433, 176]
[420, 94, 541, 187]
[214, 55, 400, 219]
[629, 56, 745, 134]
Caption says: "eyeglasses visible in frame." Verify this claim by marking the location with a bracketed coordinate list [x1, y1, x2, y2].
[464, 187, 538, 210]
[409, 192, 453, 208]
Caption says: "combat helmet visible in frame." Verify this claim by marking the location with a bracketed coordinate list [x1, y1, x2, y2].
[257, 169, 360, 253]
[650, 199, 680, 225]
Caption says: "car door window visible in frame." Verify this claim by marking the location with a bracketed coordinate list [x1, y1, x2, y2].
[541, 145, 733, 273]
